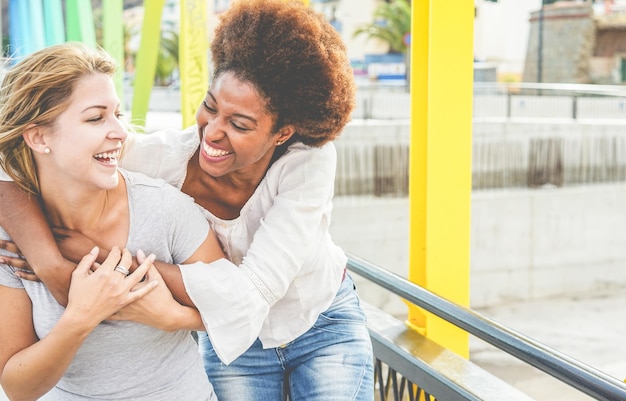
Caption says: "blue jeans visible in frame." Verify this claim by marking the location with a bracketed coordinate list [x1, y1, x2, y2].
[197, 274, 374, 401]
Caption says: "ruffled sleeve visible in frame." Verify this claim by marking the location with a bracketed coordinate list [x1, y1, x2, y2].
[179, 259, 269, 365]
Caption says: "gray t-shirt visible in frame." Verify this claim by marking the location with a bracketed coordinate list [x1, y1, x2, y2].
[0, 169, 216, 400]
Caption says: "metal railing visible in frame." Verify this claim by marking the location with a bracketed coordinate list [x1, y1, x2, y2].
[352, 81, 626, 121]
[473, 82, 626, 120]
[346, 253, 626, 401]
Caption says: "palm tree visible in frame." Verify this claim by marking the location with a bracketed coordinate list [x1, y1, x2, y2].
[154, 28, 178, 86]
[353, 0, 411, 54]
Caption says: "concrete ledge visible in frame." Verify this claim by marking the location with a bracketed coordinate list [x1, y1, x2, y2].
[364, 302, 535, 401]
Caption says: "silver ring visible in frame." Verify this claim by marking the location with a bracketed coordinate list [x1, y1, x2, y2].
[114, 265, 130, 276]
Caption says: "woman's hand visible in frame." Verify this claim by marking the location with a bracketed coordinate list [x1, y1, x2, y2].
[66, 246, 159, 329]
[109, 249, 203, 331]
[0, 239, 38, 280]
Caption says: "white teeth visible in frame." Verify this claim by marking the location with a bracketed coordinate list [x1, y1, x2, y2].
[203, 142, 230, 157]
[94, 150, 120, 160]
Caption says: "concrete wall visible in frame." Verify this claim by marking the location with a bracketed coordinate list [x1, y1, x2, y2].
[331, 117, 626, 313]
[330, 184, 626, 314]
[470, 184, 626, 308]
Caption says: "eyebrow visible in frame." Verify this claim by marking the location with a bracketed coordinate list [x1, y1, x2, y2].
[207, 92, 258, 125]
[81, 104, 120, 113]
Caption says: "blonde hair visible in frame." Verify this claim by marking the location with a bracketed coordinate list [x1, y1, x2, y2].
[0, 42, 117, 195]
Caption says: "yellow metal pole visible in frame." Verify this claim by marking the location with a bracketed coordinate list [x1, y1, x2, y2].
[180, 0, 209, 128]
[407, 0, 474, 358]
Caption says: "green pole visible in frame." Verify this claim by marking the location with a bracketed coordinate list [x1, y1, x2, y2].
[65, 0, 97, 47]
[103, 0, 125, 110]
[43, 0, 65, 46]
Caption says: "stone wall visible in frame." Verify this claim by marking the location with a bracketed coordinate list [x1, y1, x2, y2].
[523, 3, 596, 83]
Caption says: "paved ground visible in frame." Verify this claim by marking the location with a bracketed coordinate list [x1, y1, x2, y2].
[470, 290, 626, 400]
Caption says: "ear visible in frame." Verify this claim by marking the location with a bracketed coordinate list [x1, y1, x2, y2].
[22, 124, 49, 154]
[275, 125, 296, 146]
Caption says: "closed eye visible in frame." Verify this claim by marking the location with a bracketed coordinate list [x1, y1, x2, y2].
[231, 121, 248, 131]
[203, 100, 216, 113]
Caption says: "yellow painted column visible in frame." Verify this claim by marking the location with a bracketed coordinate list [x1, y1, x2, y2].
[131, 0, 165, 127]
[407, 1, 474, 358]
[180, 0, 209, 128]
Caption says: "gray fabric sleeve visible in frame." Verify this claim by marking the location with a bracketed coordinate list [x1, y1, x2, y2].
[0, 227, 24, 289]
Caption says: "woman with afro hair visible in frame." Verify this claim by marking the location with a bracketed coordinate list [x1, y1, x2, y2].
[0, 1, 374, 400]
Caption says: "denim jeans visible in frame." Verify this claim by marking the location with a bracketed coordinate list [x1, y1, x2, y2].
[197, 274, 374, 401]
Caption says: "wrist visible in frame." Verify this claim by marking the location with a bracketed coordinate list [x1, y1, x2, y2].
[165, 306, 203, 332]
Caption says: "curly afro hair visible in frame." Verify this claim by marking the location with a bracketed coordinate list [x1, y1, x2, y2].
[211, 0, 356, 147]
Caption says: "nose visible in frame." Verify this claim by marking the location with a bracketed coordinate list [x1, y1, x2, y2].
[200, 116, 227, 142]
[108, 117, 128, 142]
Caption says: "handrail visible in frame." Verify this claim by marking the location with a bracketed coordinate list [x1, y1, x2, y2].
[474, 81, 626, 97]
[346, 253, 626, 401]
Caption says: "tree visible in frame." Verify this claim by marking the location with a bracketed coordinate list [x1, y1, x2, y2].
[154, 28, 178, 86]
[353, 0, 411, 54]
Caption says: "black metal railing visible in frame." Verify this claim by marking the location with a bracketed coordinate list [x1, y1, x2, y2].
[347, 253, 626, 401]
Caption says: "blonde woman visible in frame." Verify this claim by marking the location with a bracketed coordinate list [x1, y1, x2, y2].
[0, 1, 375, 400]
[0, 43, 223, 400]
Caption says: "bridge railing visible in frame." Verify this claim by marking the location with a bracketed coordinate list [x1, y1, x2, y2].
[346, 253, 626, 401]
[352, 81, 626, 121]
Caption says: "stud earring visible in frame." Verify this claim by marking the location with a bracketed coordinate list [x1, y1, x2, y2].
[44, 147, 51, 154]
[276, 141, 284, 146]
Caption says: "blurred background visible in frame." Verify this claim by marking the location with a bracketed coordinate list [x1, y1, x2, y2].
[2, 1, 626, 400]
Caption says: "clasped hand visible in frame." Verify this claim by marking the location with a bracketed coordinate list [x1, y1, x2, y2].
[0, 227, 104, 280]
[0, 237, 187, 331]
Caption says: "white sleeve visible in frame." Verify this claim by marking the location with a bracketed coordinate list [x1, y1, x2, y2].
[121, 126, 200, 188]
[239, 143, 338, 297]
[179, 259, 269, 365]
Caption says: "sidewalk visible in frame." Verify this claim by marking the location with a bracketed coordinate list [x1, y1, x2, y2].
[471, 290, 626, 400]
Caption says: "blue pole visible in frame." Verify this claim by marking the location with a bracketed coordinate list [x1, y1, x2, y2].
[8, 0, 23, 59]
[28, 0, 46, 52]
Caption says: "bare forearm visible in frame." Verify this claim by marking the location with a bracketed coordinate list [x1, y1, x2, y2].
[1, 312, 93, 401]
[0, 182, 73, 304]
[153, 261, 195, 307]
[164, 305, 204, 331]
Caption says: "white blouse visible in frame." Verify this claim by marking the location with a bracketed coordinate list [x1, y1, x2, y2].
[120, 127, 347, 364]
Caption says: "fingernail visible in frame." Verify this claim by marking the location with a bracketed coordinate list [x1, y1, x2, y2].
[90, 246, 99, 255]
[137, 249, 145, 258]
[148, 254, 156, 263]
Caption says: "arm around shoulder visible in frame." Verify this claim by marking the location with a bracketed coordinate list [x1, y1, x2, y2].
[0, 181, 74, 305]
